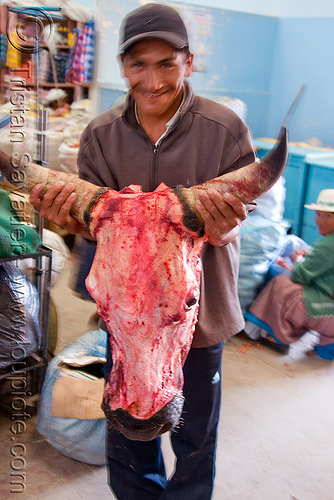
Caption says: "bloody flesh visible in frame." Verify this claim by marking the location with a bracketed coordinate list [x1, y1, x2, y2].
[86, 183, 204, 419]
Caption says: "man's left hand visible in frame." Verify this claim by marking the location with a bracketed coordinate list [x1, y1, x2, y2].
[196, 189, 247, 246]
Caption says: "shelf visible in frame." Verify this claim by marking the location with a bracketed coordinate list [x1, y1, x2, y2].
[39, 82, 92, 88]
[0, 4, 93, 104]
[2, 80, 90, 88]
[16, 42, 73, 50]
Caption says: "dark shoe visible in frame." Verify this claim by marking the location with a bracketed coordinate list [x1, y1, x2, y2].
[258, 336, 290, 355]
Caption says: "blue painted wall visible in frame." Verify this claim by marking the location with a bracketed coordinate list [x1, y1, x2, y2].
[96, 1, 334, 147]
[179, 0, 334, 18]
[268, 17, 334, 147]
[188, 9, 277, 140]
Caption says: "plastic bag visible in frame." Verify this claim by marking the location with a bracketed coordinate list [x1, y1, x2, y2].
[0, 189, 42, 258]
[0, 262, 41, 368]
[280, 234, 313, 259]
[17, 229, 70, 288]
[238, 214, 288, 313]
[267, 235, 313, 280]
[36, 330, 107, 465]
[255, 176, 286, 222]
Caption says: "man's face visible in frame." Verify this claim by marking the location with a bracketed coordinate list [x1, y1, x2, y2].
[315, 210, 334, 236]
[122, 39, 193, 122]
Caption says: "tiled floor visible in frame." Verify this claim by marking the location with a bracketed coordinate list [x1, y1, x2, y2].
[1, 252, 333, 499]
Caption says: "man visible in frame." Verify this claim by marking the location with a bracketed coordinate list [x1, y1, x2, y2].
[30, 4, 256, 498]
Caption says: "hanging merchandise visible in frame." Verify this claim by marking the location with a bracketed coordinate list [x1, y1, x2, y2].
[38, 49, 51, 83]
[5, 31, 22, 69]
[65, 28, 78, 84]
[48, 51, 70, 83]
[80, 19, 95, 83]
[0, 34, 8, 69]
[66, 20, 95, 84]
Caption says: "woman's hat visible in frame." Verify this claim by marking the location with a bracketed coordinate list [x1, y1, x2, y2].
[304, 189, 334, 212]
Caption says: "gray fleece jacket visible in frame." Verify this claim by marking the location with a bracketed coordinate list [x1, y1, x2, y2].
[78, 82, 255, 347]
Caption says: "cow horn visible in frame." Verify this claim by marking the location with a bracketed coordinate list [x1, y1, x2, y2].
[0, 149, 109, 230]
[175, 127, 288, 233]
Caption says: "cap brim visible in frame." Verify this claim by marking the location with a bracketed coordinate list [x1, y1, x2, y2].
[304, 203, 334, 212]
[119, 32, 188, 54]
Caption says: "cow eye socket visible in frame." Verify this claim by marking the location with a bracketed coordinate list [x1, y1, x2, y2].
[186, 296, 197, 308]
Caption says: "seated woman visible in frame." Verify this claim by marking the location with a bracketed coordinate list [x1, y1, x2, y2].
[244, 189, 334, 360]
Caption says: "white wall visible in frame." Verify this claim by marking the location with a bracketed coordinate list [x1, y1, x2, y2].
[177, 0, 334, 17]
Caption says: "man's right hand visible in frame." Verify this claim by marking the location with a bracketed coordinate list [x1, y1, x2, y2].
[29, 181, 92, 238]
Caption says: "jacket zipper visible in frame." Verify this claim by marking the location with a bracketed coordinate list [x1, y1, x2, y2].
[151, 143, 159, 191]
[150, 123, 175, 190]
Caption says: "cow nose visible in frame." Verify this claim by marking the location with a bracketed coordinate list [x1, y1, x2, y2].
[102, 393, 184, 441]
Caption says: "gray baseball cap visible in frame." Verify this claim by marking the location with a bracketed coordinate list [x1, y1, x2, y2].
[118, 3, 189, 55]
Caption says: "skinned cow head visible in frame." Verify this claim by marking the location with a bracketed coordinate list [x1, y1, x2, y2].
[0, 128, 288, 441]
[86, 184, 203, 440]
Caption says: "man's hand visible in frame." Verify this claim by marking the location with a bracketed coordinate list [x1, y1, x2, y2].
[196, 189, 247, 246]
[29, 182, 92, 238]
